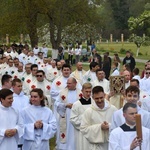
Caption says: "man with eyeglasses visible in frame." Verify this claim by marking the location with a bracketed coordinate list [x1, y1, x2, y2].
[140, 68, 150, 94]
[30, 70, 52, 107]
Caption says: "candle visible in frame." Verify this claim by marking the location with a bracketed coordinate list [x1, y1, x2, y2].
[135, 114, 142, 139]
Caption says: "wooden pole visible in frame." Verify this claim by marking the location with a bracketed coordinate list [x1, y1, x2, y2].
[135, 114, 142, 150]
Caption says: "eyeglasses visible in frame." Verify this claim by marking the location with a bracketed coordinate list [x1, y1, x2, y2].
[146, 72, 150, 74]
[36, 75, 43, 77]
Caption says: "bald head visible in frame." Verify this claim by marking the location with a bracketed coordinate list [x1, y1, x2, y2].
[67, 77, 77, 90]
[123, 70, 130, 82]
[76, 62, 83, 71]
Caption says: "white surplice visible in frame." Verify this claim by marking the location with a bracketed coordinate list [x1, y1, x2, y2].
[70, 69, 86, 85]
[92, 78, 110, 94]
[0, 103, 24, 150]
[21, 105, 57, 150]
[30, 79, 52, 107]
[111, 106, 150, 131]
[12, 92, 29, 146]
[109, 126, 150, 150]
[70, 99, 92, 150]
[80, 100, 117, 150]
[82, 70, 97, 85]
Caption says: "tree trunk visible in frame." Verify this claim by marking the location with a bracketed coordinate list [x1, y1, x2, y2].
[136, 47, 140, 57]
[49, 16, 62, 59]
[26, 14, 38, 48]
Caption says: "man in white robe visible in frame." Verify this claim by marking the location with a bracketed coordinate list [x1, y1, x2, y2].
[23, 64, 38, 95]
[12, 78, 29, 110]
[1, 74, 12, 89]
[35, 52, 44, 66]
[80, 86, 117, 150]
[41, 43, 48, 57]
[18, 48, 28, 65]
[70, 62, 86, 85]
[2, 58, 17, 78]
[0, 89, 24, 150]
[109, 103, 150, 150]
[130, 79, 150, 107]
[14, 62, 25, 80]
[33, 44, 40, 56]
[70, 83, 92, 150]
[51, 64, 81, 101]
[21, 63, 32, 82]
[31, 70, 52, 107]
[27, 51, 37, 64]
[92, 69, 110, 95]
[111, 86, 150, 131]
[82, 62, 99, 84]
[45, 60, 60, 82]
[140, 68, 150, 93]
[11, 78, 29, 149]
[123, 70, 131, 89]
[55, 77, 82, 150]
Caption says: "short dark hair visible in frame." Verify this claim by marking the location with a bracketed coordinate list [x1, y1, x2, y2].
[62, 64, 71, 70]
[36, 70, 45, 75]
[96, 69, 104, 74]
[30, 88, 45, 107]
[133, 68, 139, 75]
[123, 103, 137, 113]
[89, 62, 98, 70]
[1, 74, 12, 85]
[92, 86, 104, 95]
[12, 78, 22, 86]
[126, 50, 130, 53]
[31, 64, 38, 70]
[130, 79, 139, 86]
[0, 89, 13, 100]
[125, 86, 140, 96]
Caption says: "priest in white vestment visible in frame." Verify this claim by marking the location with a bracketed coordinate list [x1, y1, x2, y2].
[55, 77, 82, 150]
[92, 69, 110, 95]
[109, 103, 150, 150]
[123, 70, 131, 89]
[23, 64, 38, 95]
[18, 48, 28, 65]
[80, 86, 117, 150]
[31, 70, 52, 107]
[51, 64, 81, 101]
[82, 62, 99, 84]
[111, 86, 150, 131]
[27, 51, 37, 64]
[45, 60, 60, 82]
[70, 83, 92, 150]
[70, 62, 86, 85]
[0, 89, 24, 150]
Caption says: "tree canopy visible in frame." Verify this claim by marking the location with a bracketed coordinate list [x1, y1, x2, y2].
[0, 0, 149, 48]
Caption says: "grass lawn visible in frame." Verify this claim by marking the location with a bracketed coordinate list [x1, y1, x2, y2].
[95, 42, 150, 60]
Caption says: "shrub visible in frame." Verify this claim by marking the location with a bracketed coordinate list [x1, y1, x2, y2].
[120, 48, 126, 54]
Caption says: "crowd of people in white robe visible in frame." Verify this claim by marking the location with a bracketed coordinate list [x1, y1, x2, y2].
[1, 44, 150, 150]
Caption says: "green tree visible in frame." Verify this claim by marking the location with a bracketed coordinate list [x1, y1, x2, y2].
[128, 10, 150, 57]
[128, 10, 150, 35]
[130, 35, 150, 57]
